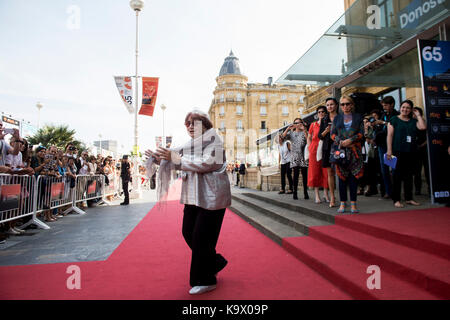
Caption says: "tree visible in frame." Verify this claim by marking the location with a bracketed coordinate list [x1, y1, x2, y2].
[27, 124, 85, 151]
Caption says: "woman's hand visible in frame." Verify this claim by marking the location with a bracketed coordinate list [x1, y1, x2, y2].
[340, 139, 353, 148]
[386, 152, 392, 160]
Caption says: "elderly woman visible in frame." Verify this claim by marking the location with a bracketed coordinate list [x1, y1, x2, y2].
[146, 110, 231, 295]
[331, 95, 364, 214]
[387, 100, 426, 208]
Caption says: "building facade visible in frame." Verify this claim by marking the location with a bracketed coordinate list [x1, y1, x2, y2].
[208, 51, 314, 165]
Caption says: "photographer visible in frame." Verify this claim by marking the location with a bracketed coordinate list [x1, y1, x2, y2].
[282, 118, 309, 200]
[120, 155, 131, 205]
[374, 96, 399, 199]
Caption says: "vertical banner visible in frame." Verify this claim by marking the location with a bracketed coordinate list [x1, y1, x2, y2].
[165, 136, 172, 148]
[155, 136, 162, 148]
[140, 77, 159, 117]
[417, 40, 450, 204]
[114, 76, 134, 114]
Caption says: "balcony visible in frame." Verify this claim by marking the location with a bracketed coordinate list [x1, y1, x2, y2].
[219, 127, 226, 132]
[259, 99, 268, 104]
[236, 112, 243, 116]
[236, 127, 244, 132]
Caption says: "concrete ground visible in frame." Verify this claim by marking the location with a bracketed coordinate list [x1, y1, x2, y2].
[0, 190, 157, 266]
[231, 185, 443, 216]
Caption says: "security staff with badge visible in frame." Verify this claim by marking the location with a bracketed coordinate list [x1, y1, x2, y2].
[120, 155, 131, 205]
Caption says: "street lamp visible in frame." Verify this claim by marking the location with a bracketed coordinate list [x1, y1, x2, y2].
[36, 102, 43, 129]
[99, 134, 102, 156]
[129, 0, 145, 199]
[161, 104, 166, 147]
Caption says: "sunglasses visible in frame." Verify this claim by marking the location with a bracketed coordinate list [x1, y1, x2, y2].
[340, 102, 352, 106]
[317, 111, 326, 114]
[185, 119, 202, 127]
[293, 122, 301, 125]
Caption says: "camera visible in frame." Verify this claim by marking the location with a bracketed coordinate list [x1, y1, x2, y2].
[69, 146, 76, 151]
[369, 117, 376, 123]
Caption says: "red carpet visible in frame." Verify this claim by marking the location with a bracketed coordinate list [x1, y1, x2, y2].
[283, 207, 450, 300]
[0, 181, 350, 300]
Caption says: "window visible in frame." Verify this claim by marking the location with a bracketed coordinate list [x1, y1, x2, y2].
[220, 94, 224, 102]
[220, 121, 225, 129]
[236, 93, 243, 101]
[299, 95, 305, 103]
[237, 120, 243, 129]
[237, 135, 244, 144]
[219, 106, 225, 115]
[260, 94, 267, 103]
[261, 121, 266, 129]
[283, 120, 289, 126]
[236, 105, 243, 115]
[260, 106, 267, 115]
[282, 106, 289, 116]
[281, 94, 287, 101]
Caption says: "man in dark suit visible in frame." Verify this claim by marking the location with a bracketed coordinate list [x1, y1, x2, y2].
[120, 155, 131, 205]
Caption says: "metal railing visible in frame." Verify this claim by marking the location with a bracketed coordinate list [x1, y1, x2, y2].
[1, 174, 106, 230]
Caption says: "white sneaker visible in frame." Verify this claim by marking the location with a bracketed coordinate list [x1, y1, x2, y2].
[13, 227, 25, 234]
[7, 228, 20, 235]
[189, 285, 217, 295]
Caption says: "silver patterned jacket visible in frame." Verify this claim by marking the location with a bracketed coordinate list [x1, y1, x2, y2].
[175, 129, 231, 211]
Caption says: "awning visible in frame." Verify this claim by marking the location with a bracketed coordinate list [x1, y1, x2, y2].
[276, 0, 450, 88]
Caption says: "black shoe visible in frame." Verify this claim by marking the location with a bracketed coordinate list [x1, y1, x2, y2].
[215, 254, 228, 275]
[120, 202, 129, 206]
[304, 193, 309, 200]
[293, 193, 298, 200]
[278, 190, 285, 194]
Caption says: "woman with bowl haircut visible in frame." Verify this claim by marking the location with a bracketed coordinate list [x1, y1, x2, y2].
[146, 110, 231, 295]
[386, 100, 426, 208]
[331, 95, 364, 214]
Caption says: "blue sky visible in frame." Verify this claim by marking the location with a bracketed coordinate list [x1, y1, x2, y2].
[0, 0, 344, 154]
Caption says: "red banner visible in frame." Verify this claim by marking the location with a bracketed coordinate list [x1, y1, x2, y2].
[139, 77, 159, 117]
[87, 181, 97, 195]
[51, 182, 65, 201]
[0, 184, 20, 211]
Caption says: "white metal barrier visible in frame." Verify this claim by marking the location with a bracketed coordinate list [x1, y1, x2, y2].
[1, 174, 106, 230]
[0, 173, 36, 225]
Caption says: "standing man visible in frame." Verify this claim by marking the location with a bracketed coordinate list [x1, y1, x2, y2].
[375, 96, 399, 199]
[120, 155, 131, 205]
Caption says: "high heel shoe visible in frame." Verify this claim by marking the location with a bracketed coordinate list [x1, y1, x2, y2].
[350, 202, 359, 214]
[337, 202, 346, 213]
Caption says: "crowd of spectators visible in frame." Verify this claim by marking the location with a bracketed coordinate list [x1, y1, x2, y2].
[0, 119, 133, 244]
[276, 95, 430, 214]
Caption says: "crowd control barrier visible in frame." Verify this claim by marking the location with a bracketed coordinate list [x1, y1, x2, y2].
[0, 173, 36, 225]
[0, 174, 106, 230]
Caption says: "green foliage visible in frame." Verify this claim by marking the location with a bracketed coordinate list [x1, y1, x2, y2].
[27, 124, 85, 151]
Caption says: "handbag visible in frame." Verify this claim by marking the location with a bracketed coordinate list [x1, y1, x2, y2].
[329, 142, 350, 167]
[316, 140, 323, 161]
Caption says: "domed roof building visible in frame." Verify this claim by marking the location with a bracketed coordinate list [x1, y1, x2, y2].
[219, 50, 242, 76]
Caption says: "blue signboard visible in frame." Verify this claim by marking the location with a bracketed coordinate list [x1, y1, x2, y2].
[417, 40, 450, 204]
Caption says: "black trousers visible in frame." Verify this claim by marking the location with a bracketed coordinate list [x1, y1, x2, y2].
[392, 152, 416, 203]
[293, 166, 308, 197]
[122, 179, 129, 203]
[280, 163, 293, 191]
[413, 147, 430, 194]
[182, 205, 227, 287]
[338, 174, 358, 202]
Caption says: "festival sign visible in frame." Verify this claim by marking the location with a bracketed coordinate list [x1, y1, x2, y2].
[417, 39, 450, 204]
[114, 76, 134, 114]
[140, 77, 159, 117]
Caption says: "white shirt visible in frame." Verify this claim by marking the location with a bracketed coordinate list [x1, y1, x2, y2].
[79, 159, 89, 175]
[279, 141, 291, 165]
[6, 152, 23, 169]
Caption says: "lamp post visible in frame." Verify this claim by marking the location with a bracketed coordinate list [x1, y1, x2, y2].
[99, 134, 102, 156]
[129, 0, 145, 199]
[161, 104, 166, 147]
[36, 102, 43, 129]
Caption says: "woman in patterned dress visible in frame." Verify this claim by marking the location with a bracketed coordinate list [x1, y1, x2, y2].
[331, 95, 364, 214]
[282, 118, 309, 200]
